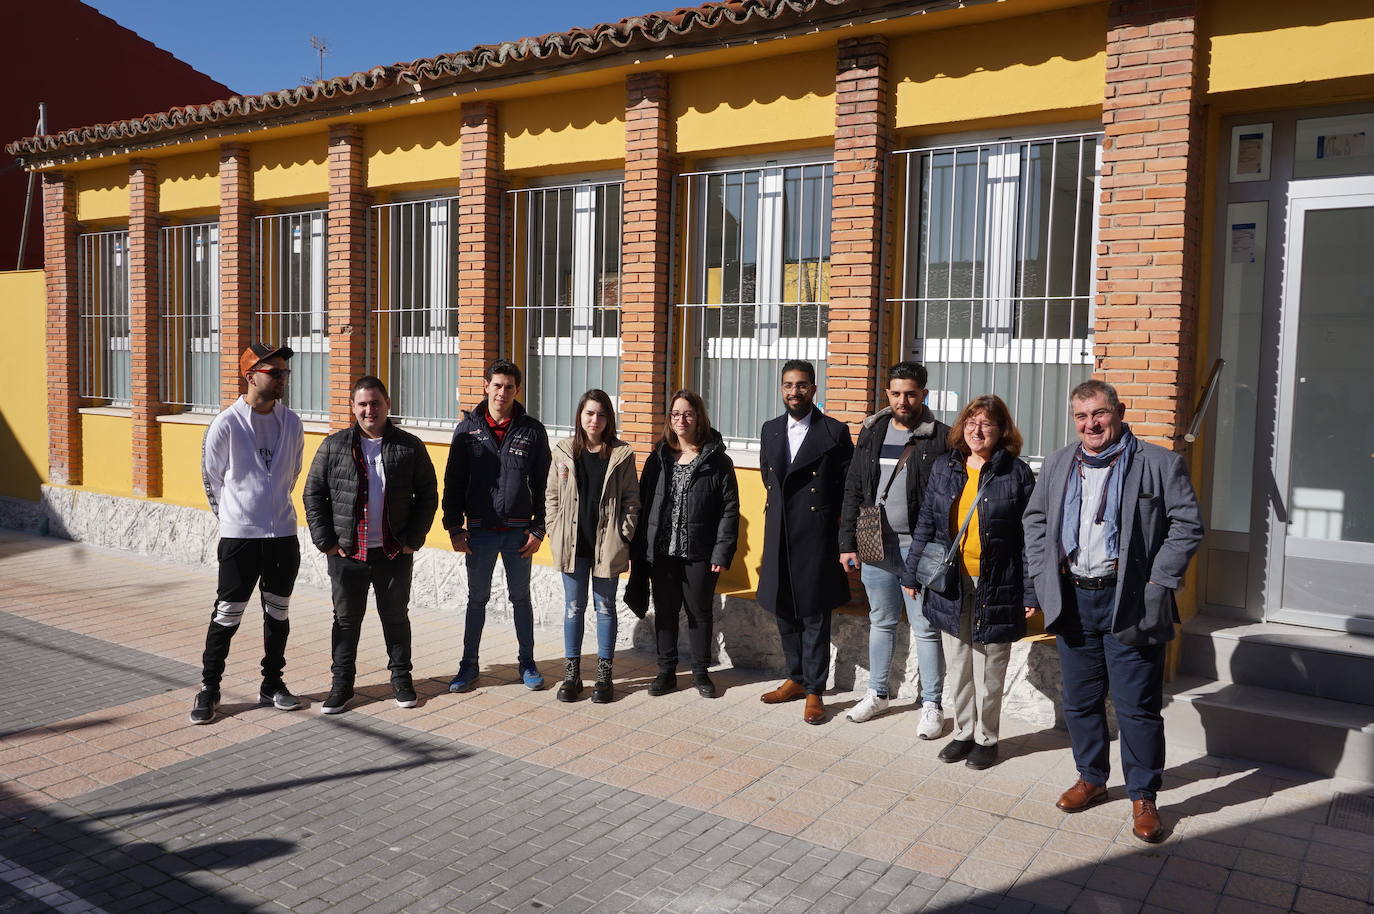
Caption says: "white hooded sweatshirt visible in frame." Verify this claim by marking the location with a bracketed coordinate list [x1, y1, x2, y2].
[202, 397, 304, 539]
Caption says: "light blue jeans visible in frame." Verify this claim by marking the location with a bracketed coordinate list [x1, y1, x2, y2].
[562, 556, 618, 660]
[861, 561, 945, 704]
[462, 528, 535, 669]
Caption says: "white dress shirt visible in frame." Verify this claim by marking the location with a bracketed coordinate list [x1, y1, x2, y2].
[786, 411, 813, 464]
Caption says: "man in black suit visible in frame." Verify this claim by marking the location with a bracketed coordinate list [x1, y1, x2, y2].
[757, 360, 855, 724]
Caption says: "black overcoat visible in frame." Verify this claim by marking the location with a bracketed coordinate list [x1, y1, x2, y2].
[756, 407, 855, 618]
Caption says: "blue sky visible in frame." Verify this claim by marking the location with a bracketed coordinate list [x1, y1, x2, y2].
[89, 0, 648, 97]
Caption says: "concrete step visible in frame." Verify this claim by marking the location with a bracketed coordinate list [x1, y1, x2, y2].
[1179, 615, 1374, 707]
[1164, 674, 1374, 782]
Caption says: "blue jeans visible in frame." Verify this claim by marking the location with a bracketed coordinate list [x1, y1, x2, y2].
[1056, 581, 1166, 800]
[463, 528, 535, 668]
[861, 561, 944, 704]
[562, 557, 618, 660]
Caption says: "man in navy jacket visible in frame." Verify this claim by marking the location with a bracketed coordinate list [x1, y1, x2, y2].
[442, 359, 551, 693]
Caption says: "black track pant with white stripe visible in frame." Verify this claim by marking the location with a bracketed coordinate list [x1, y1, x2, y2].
[200, 535, 301, 691]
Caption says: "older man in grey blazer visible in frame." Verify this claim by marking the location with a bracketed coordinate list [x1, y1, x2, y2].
[1024, 379, 1203, 843]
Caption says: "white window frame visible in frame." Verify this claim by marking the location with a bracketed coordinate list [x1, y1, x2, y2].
[159, 221, 221, 412]
[77, 228, 133, 407]
[256, 208, 328, 419]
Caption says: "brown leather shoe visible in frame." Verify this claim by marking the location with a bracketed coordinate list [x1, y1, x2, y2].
[803, 694, 826, 725]
[1131, 798, 1164, 843]
[761, 679, 806, 704]
[1056, 778, 1109, 812]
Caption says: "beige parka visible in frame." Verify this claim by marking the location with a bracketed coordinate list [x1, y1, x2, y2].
[545, 437, 640, 577]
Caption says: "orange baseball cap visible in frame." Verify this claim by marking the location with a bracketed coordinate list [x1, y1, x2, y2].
[239, 343, 295, 377]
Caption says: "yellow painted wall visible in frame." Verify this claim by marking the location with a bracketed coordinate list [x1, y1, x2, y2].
[891, 4, 1107, 132]
[674, 49, 835, 155]
[159, 421, 213, 508]
[504, 84, 624, 174]
[75, 165, 130, 224]
[158, 150, 220, 214]
[253, 133, 329, 204]
[81, 413, 132, 495]
[367, 110, 461, 190]
[0, 271, 49, 500]
[1207, 0, 1374, 96]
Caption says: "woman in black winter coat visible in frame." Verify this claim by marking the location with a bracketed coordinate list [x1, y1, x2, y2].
[903, 394, 1037, 770]
[631, 389, 740, 699]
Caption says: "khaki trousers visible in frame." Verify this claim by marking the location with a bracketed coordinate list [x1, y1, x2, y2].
[942, 572, 1012, 746]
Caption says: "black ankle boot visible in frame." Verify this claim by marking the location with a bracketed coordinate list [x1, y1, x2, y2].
[648, 667, 677, 696]
[693, 671, 716, 698]
[592, 658, 614, 704]
[556, 658, 582, 702]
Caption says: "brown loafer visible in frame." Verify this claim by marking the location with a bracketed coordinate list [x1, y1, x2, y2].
[803, 694, 826, 725]
[761, 679, 806, 704]
[1056, 778, 1109, 812]
[1131, 798, 1164, 843]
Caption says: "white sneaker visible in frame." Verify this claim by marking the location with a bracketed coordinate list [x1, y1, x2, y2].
[845, 689, 890, 723]
[917, 703, 944, 740]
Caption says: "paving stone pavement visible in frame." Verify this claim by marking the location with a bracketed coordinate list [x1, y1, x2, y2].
[1, 530, 1373, 913]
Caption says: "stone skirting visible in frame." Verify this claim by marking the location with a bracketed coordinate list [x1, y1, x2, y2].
[5, 486, 1070, 727]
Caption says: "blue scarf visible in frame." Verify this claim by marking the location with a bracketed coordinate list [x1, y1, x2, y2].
[1060, 425, 1137, 564]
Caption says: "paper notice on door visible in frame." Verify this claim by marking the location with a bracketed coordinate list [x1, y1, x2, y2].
[1316, 131, 1367, 160]
[1230, 223, 1257, 264]
[1236, 133, 1265, 175]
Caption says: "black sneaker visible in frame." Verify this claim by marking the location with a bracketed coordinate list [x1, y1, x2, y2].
[392, 678, 418, 709]
[321, 686, 353, 715]
[259, 681, 301, 711]
[937, 738, 976, 763]
[693, 672, 716, 699]
[965, 743, 999, 770]
[647, 669, 677, 696]
[189, 689, 219, 725]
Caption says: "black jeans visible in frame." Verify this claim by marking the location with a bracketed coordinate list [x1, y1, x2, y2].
[327, 551, 415, 686]
[201, 536, 300, 691]
[650, 555, 718, 673]
[773, 549, 832, 695]
[1056, 579, 1166, 800]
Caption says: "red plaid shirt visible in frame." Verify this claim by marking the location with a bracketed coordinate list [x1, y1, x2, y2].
[350, 431, 401, 561]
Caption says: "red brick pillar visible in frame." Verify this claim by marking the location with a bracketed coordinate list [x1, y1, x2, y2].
[43, 172, 81, 486]
[129, 159, 164, 497]
[619, 72, 676, 448]
[327, 125, 369, 430]
[1096, 0, 1206, 446]
[828, 36, 892, 433]
[457, 101, 504, 409]
[219, 143, 254, 407]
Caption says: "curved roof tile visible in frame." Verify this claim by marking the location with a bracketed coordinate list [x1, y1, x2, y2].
[7, 0, 868, 159]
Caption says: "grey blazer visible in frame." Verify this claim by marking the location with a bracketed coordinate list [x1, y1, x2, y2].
[1023, 438, 1204, 647]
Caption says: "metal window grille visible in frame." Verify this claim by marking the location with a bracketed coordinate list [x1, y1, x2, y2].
[256, 211, 329, 419]
[891, 132, 1101, 462]
[372, 197, 459, 427]
[677, 162, 833, 450]
[77, 229, 132, 406]
[508, 181, 622, 435]
[159, 223, 221, 411]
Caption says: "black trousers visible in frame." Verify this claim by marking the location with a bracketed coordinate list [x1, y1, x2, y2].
[651, 555, 719, 673]
[328, 551, 415, 686]
[773, 549, 832, 695]
[200, 536, 300, 691]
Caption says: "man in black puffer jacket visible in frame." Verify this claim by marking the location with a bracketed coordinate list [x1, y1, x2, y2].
[304, 376, 437, 714]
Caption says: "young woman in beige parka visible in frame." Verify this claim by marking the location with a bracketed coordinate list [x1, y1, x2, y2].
[545, 389, 640, 703]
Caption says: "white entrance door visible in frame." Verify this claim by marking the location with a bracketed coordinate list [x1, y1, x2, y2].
[1268, 177, 1374, 632]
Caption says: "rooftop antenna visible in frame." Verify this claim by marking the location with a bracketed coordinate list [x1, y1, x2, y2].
[308, 35, 329, 82]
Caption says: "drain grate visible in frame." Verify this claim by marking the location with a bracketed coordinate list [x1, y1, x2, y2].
[1327, 792, 1374, 835]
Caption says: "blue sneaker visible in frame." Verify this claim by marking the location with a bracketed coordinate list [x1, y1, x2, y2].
[520, 664, 545, 691]
[448, 664, 478, 693]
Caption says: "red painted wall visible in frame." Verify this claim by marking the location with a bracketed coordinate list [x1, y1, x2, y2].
[3, 0, 235, 270]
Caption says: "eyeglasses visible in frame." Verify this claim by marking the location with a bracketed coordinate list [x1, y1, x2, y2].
[781, 382, 813, 392]
[963, 419, 1000, 432]
[252, 368, 291, 380]
[669, 411, 697, 422]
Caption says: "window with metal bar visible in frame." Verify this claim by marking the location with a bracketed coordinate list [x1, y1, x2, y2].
[891, 133, 1101, 462]
[677, 161, 833, 450]
[159, 223, 221, 412]
[256, 210, 329, 419]
[77, 229, 132, 406]
[508, 181, 622, 435]
[372, 197, 459, 426]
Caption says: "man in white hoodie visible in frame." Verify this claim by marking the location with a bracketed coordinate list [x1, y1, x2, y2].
[190, 343, 306, 725]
